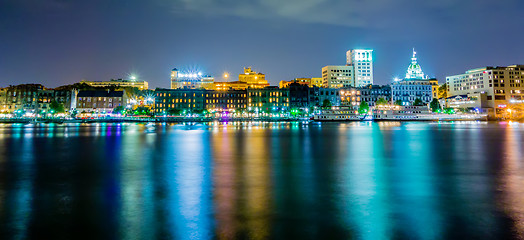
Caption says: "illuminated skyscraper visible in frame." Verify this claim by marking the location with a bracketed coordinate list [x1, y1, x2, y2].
[346, 49, 373, 87]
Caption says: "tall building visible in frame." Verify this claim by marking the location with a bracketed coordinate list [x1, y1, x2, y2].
[446, 65, 524, 114]
[322, 66, 354, 88]
[170, 68, 214, 89]
[392, 49, 438, 105]
[346, 49, 374, 87]
[238, 67, 269, 89]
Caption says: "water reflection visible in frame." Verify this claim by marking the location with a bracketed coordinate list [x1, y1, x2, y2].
[0, 122, 523, 239]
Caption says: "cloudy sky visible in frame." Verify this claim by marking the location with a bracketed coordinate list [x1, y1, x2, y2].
[0, 0, 523, 88]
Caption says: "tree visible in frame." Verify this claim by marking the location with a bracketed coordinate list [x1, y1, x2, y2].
[322, 99, 332, 109]
[395, 100, 403, 106]
[71, 109, 79, 118]
[191, 108, 206, 115]
[49, 100, 65, 113]
[438, 83, 448, 99]
[430, 98, 441, 112]
[167, 108, 182, 116]
[413, 98, 424, 106]
[113, 105, 125, 115]
[359, 101, 369, 114]
[376, 98, 388, 105]
[133, 106, 151, 116]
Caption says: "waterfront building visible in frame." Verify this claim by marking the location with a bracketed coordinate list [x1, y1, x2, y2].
[0, 88, 8, 113]
[80, 78, 149, 90]
[392, 79, 437, 105]
[392, 49, 438, 105]
[35, 89, 76, 113]
[340, 89, 361, 107]
[322, 65, 354, 88]
[3, 84, 44, 113]
[356, 85, 391, 106]
[154, 89, 207, 114]
[247, 87, 289, 112]
[170, 68, 214, 89]
[289, 83, 316, 108]
[206, 90, 247, 111]
[76, 90, 126, 114]
[287, 83, 340, 108]
[346, 49, 374, 87]
[446, 65, 524, 114]
[317, 88, 341, 107]
[238, 67, 269, 89]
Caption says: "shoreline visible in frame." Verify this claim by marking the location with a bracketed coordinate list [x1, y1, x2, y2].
[0, 117, 521, 124]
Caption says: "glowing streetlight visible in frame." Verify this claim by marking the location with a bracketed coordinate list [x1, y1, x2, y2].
[130, 75, 137, 80]
[224, 73, 229, 79]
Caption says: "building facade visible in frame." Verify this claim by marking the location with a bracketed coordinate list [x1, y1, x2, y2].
[154, 89, 207, 114]
[340, 89, 361, 107]
[81, 78, 149, 90]
[322, 66, 354, 88]
[238, 67, 269, 89]
[76, 90, 125, 113]
[357, 85, 391, 106]
[446, 65, 524, 113]
[213, 81, 248, 91]
[205, 90, 247, 111]
[346, 49, 374, 87]
[317, 88, 341, 107]
[392, 79, 437, 105]
[2, 84, 44, 113]
[247, 87, 289, 112]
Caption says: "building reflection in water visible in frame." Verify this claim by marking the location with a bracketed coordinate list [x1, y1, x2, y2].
[0, 122, 524, 239]
[341, 123, 391, 239]
[211, 123, 272, 239]
[163, 128, 213, 240]
[500, 123, 524, 235]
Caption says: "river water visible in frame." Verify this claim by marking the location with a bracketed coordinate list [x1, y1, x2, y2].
[0, 121, 523, 239]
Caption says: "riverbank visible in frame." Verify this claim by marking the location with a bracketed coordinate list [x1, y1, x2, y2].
[0, 117, 310, 124]
[0, 116, 521, 124]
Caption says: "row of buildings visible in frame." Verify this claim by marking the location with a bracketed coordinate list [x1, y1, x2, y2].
[0, 84, 130, 115]
[1, 48, 522, 117]
[154, 84, 342, 114]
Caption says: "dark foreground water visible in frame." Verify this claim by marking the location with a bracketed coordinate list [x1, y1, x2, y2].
[0, 122, 523, 239]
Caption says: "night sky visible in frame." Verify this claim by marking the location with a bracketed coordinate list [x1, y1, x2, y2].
[1, 0, 523, 89]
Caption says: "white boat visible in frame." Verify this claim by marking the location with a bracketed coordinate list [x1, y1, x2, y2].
[313, 105, 488, 121]
[313, 108, 365, 121]
[372, 105, 487, 121]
